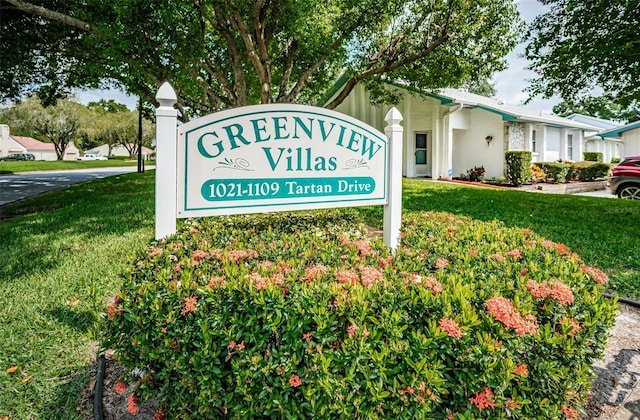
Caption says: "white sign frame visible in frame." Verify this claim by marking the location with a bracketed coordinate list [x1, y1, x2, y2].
[155, 82, 403, 249]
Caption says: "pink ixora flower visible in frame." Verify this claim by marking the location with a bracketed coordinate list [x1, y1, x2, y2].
[506, 249, 523, 260]
[438, 317, 463, 339]
[490, 253, 505, 262]
[347, 324, 360, 338]
[561, 316, 582, 336]
[181, 296, 198, 315]
[359, 265, 383, 287]
[305, 263, 328, 284]
[435, 258, 449, 269]
[336, 270, 359, 286]
[191, 249, 207, 260]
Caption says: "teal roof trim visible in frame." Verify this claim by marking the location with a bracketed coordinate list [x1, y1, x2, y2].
[315, 73, 351, 107]
[598, 120, 640, 138]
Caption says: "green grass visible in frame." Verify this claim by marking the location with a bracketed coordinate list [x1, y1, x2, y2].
[0, 174, 638, 418]
[0, 159, 141, 174]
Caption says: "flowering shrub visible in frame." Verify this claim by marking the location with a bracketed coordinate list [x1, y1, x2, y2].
[459, 165, 486, 182]
[505, 151, 532, 186]
[101, 210, 616, 419]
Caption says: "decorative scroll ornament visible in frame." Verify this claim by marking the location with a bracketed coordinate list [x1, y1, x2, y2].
[213, 157, 254, 171]
[343, 158, 370, 170]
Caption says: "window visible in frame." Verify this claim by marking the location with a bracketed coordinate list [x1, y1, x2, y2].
[532, 130, 537, 153]
[567, 134, 574, 160]
[415, 133, 427, 165]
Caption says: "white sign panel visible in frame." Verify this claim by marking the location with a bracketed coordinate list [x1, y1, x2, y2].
[176, 104, 388, 217]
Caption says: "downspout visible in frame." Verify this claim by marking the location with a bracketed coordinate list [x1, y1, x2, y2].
[440, 102, 464, 179]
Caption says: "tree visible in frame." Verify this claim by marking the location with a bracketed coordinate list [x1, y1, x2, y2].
[553, 96, 640, 123]
[1, 98, 85, 159]
[525, 0, 640, 107]
[1, 0, 521, 121]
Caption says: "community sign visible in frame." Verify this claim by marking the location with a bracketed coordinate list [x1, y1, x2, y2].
[176, 104, 389, 217]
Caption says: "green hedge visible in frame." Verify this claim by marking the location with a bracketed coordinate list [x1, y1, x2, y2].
[573, 161, 611, 181]
[538, 162, 572, 183]
[101, 211, 616, 419]
[583, 152, 603, 163]
[505, 151, 532, 186]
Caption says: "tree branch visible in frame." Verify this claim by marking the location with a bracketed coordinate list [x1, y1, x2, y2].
[3, 0, 91, 32]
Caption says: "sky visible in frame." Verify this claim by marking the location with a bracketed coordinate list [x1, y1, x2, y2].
[76, 0, 561, 114]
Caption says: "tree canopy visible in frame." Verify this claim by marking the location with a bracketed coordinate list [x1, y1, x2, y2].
[525, 0, 640, 107]
[553, 96, 640, 123]
[1, 0, 520, 121]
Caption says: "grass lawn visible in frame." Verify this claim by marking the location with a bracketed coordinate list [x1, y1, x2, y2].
[0, 173, 638, 418]
[0, 159, 141, 174]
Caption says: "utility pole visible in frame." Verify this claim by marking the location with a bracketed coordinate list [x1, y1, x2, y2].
[137, 96, 144, 173]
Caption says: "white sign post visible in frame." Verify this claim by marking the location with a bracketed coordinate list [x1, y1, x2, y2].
[154, 83, 403, 249]
[383, 108, 403, 250]
[155, 82, 178, 240]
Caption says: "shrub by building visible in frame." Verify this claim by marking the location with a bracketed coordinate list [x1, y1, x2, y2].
[101, 211, 616, 419]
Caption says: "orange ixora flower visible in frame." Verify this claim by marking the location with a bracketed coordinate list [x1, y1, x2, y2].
[513, 363, 529, 376]
[114, 379, 127, 394]
[526, 279, 574, 305]
[127, 392, 140, 415]
[485, 296, 539, 336]
[191, 249, 207, 260]
[561, 404, 579, 419]
[181, 296, 198, 315]
[288, 373, 302, 387]
[580, 264, 609, 284]
[438, 317, 463, 339]
[305, 263, 328, 284]
[153, 408, 166, 420]
[469, 386, 495, 409]
[336, 270, 360, 286]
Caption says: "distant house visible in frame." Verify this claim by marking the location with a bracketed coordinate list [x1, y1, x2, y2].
[566, 114, 625, 163]
[0, 124, 79, 161]
[594, 120, 640, 161]
[324, 83, 598, 179]
[88, 143, 154, 160]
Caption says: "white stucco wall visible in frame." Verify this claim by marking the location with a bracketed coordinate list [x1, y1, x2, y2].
[545, 128, 561, 162]
[451, 109, 504, 179]
[622, 127, 640, 157]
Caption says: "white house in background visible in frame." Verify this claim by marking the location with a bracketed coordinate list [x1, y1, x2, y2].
[592, 120, 640, 161]
[87, 143, 154, 160]
[324, 83, 598, 179]
[0, 124, 79, 160]
[566, 114, 624, 163]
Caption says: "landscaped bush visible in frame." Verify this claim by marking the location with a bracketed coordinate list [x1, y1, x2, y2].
[505, 151, 532, 186]
[573, 161, 612, 181]
[611, 157, 621, 164]
[101, 210, 616, 419]
[459, 165, 486, 182]
[530, 163, 547, 183]
[583, 152, 603, 163]
[538, 161, 572, 183]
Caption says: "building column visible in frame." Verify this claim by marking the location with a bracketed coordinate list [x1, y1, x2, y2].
[539, 126, 547, 162]
[559, 128, 567, 160]
[404, 95, 415, 177]
[444, 116, 454, 179]
[431, 105, 441, 178]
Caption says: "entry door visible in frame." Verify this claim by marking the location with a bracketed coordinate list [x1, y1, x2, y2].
[415, 133, 429, 176]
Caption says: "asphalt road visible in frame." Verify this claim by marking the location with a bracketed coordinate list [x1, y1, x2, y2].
[0, 167, 147, 207]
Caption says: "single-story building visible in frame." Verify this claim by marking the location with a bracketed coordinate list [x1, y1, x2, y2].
[594, 120, 640, 160]
[0, 124, 79, 161]
[87, 144, 154, 160]
[567, 114, 625, 163]
[324, 83, 599, 179]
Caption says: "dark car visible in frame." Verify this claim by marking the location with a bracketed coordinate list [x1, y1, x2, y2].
[608, 155, 640, 199]
[0, 153, 35, 161]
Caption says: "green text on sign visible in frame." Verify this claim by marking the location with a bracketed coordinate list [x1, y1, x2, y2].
[201, 177, 376, 202]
